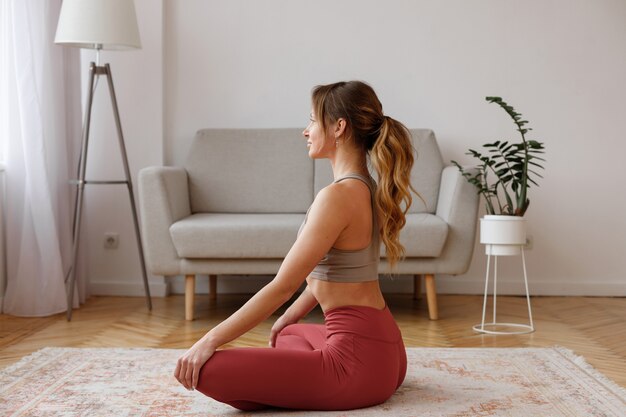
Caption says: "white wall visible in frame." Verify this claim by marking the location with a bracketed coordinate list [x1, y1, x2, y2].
[85, 0, 626, 297]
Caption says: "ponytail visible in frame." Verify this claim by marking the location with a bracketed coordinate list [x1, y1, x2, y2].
[371, 117, 416, 269]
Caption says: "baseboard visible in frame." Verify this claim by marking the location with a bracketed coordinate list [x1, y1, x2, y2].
[164, 274, 626, 297]
[90, 280, 170, 298]
[88, 275, 626, 298]
[435, 276, 626, 296]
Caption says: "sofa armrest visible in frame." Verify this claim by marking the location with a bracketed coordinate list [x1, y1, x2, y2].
[138, 166, 191, 275]
[433, 165, 480, 274]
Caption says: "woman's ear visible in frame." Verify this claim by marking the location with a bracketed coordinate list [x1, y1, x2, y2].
[334, 118, 347, 138]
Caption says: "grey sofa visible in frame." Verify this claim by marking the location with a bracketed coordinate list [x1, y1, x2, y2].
[138, 128, 478, 320]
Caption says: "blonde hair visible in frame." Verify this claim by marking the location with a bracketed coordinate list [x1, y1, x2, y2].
[311, 81, 417, 269]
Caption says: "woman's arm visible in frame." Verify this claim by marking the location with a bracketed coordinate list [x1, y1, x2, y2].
[175, 186, 350, 390]
[283, 285, 319, 322]
[269, 286, 318, 347]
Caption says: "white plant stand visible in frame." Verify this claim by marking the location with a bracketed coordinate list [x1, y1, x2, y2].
[473, 216, 535, 335]
[473, 246, 534, 335]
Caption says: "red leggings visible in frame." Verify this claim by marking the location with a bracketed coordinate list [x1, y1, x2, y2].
[196, 305, 407, 411]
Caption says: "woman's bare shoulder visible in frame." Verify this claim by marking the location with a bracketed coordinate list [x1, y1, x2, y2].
[321, 179, 371, 209]
[312, 184, 348, 212]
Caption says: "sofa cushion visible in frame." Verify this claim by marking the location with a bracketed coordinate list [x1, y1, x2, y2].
[186, 129, 314, 214]
[313, 129, 443, 214]
[407, 130, 444, 214]
[170, 212, 447, 260]
[390, 213, 449, 258]
[170, 213, 304, 258]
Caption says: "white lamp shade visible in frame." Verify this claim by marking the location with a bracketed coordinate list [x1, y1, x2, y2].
[55, 0, 141, 50]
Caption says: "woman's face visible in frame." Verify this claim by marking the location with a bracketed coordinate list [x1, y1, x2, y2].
[303, 111, 334, 159]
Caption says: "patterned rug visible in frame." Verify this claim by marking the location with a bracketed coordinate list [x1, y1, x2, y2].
[1, 347, 625, 416]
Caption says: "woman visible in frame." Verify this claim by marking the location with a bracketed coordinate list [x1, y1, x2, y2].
[174, 80, 416, 411]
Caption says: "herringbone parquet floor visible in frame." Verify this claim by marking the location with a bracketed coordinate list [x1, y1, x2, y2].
[1, 294, 625, 387]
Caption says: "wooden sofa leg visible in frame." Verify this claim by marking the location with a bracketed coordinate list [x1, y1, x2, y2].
[185, 274, 195, 321]
[413, 274, 422, 300]
[209, 274, 217, 301]
[425, 274, 439, 320]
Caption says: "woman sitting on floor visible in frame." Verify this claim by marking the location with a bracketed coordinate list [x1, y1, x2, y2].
[174, 80, 416, 411]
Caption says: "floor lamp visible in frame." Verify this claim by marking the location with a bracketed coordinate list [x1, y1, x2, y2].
[55, 0, 152, 320]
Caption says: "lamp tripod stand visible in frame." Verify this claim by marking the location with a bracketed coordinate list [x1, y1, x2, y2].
[65, 62, 152, 321]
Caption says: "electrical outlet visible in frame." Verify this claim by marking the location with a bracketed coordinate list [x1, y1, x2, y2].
[524, 235, 533, 250]
[104, 232, 119, 249]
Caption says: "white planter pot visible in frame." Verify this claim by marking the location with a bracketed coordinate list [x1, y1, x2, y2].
[480, 215, 526, 256]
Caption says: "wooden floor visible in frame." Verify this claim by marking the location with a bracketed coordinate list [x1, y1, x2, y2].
[1, 293, 625, 387]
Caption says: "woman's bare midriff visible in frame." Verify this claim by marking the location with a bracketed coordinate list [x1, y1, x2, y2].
[306, 276, 386, 312]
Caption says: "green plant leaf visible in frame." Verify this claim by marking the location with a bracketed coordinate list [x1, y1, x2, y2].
[455, 96, 547, 215]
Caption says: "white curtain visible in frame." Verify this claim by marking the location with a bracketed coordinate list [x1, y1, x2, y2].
[0, 0, 85, 316]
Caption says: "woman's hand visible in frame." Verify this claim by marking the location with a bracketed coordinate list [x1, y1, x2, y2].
[174, 337, 216, 391]
[269, 313, 297, 348]
[269, 287, 318, 347]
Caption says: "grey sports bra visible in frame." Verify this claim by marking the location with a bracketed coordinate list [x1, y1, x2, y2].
[297, 173, 380, 283]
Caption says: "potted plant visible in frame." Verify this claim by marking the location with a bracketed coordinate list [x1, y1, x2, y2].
[452, 97, 545, 256]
